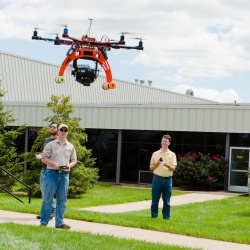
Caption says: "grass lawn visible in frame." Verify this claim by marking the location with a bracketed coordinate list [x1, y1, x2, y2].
[0, 223, 199, 250]
[0, 183, 250, 245]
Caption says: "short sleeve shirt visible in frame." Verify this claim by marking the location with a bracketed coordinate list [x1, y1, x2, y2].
[42, 138, 77, 169]
[150, 149, 177, 177]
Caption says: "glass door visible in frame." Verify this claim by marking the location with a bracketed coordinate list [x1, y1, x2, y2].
[228, 147, 250, 192]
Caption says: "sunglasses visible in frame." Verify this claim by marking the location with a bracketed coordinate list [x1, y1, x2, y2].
[50, 126, 58, 129]
[60, 128, 68, 132]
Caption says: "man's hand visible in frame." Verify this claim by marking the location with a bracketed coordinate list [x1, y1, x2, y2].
[163, 163, 170, 168]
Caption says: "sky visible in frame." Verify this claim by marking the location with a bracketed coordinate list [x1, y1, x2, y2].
[1, 0, 250, 103]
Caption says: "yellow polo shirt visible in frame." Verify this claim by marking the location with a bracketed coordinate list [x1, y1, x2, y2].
[150, 149, 177, 177]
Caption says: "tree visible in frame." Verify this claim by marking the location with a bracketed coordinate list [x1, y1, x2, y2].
[0, 85, 25, 190]
[23, 95, 98, 198]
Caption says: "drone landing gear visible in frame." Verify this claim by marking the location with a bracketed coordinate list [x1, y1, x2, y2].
[57, 47, 116, 90]
[102, 82, 117, 90]
[55, 76, 65, 84]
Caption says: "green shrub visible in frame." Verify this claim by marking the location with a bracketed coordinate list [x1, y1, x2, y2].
[68, 163, 98, 198]
[0, 85, 25, 191]
[173, 152, 227, 190]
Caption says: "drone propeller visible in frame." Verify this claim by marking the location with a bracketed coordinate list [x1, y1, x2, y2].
[120, 31, 133, 35]
[133, 37, 143, 40]
[55, 23, 67, 27]
[34, 27, 45, 31]
[131, 37, 145, 48]
[48, 32, 59, 36]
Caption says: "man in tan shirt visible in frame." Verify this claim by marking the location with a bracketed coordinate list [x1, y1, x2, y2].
[40, 124, 77, 229]
[149, 134, 177, 219]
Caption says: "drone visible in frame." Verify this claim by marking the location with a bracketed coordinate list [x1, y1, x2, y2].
[32, 19, 143, 89]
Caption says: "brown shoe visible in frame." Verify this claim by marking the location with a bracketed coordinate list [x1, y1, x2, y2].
[37, 212, 55, 220]
[40, 223, 47, 227]
[50, 212, 55, 219]
[56, 224, 71, 229]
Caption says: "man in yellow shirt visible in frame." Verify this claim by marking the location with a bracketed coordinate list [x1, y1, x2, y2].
[149, 134, 177, 219]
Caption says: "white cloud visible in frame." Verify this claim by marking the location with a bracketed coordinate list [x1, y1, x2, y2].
[170, 84, 242, 103]
[1, 0, 250, 102]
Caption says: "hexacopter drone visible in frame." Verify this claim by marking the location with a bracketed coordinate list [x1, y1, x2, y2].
[32, 19, 144, 90]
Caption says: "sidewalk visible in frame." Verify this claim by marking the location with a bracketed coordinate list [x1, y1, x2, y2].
[0, 192, 249, 250]
[81, 192, 234, 213]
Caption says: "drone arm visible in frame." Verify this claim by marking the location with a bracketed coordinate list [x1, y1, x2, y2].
[32, 36, 44, 41]
[111, 45, 143, 50]
[32, 35, 72, 46]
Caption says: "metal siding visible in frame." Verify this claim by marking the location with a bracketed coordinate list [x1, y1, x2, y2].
[3, 103, 250, 132]
[159, 108, 168, 130]
[204, 109, 212, 131]
[144, 108, 153, 130]
[13, 106, 21, 124]
[151, 108, 161, 130]
[211, 109, 220, 132]
[92, 107, 100, 128]
[167, 109, 175, 131]
[226, 109, 236, 132]
[161, 108, 172, 131]
[242, 109, 250, 131]
[195, 109, 204, 131]
[160, 108, 169, 130]
[138, 109, 145, 130]
[110, 108, 119, 129]
[96, 107, 104, 128]
[180, 109, 188, 131]
[131, 108, 139, 129]
[81, 108, 88, 128]
[218, 109, 228, 132]
[105, 108, 113, 127]
[234, 109, 243, 132]
[116, 108, 126, 129]
[124, 108, 132, 129]
[172, 108, 182, 131]
[34, 107, 43, 125]
[89, 107, 95, 128]
[188, 109, 197, 131]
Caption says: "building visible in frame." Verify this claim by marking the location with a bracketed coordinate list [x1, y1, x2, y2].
[1, 51, 250, 192]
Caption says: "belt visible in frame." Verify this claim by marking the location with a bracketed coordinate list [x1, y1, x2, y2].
[154, 174, 172, 179]
[48, 166, 69, 173]
[54, 170, 69, 173]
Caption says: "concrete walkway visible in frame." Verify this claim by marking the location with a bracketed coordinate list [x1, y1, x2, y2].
[81, 192, 233, 213]
[0, 192, 249, 250]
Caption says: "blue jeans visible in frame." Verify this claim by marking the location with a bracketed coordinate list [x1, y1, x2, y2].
[151, 175, 172, 219]
[40, 169, 56, 214]
[40, 170, 69, 227]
